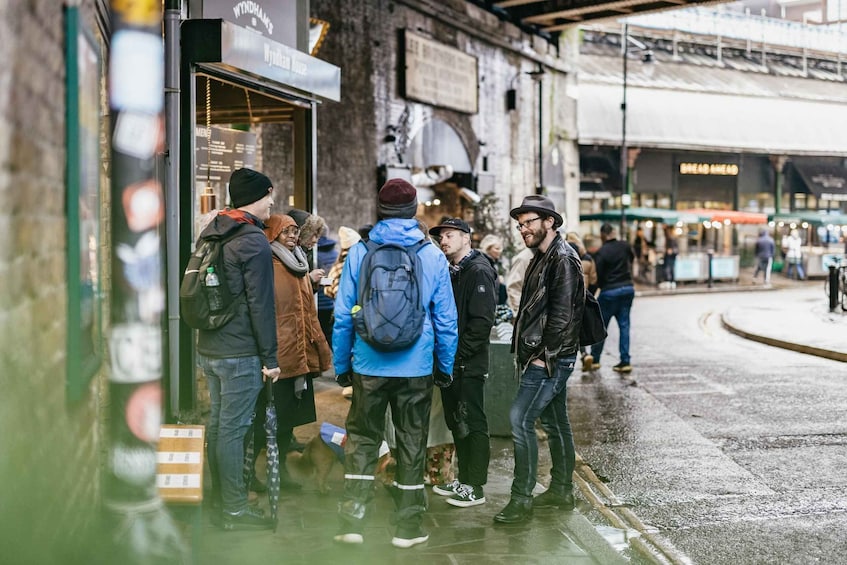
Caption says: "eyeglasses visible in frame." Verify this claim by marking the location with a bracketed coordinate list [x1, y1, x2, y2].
[515, 217, 543, 231]
[281, 227, 300, 236]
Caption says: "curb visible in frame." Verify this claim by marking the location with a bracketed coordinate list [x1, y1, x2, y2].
[720, 313, 847, 363]
[574, 455, 693, 565]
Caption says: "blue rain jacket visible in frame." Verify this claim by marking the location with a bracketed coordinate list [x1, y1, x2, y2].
[332, 218, 458, 377]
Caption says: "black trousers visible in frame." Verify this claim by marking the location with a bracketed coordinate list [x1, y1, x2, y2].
[441, 375, 490, 487]
[339, 373, 432, 529]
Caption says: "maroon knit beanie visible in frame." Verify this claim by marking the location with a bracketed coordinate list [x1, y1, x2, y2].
[377, 178, 418, 219]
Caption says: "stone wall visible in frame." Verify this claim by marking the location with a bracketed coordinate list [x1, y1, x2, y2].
[0, 1, 108, 562]
[310, 0, 579, 252]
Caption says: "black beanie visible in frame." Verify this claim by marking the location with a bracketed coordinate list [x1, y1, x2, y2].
[287, 208, 311, 228]
[229, 168, 272, 208]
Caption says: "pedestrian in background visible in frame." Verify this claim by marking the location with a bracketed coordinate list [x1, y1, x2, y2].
[429, 218, 497, 509]
[479, 233, 508, 306]
[494, 195, 584, 525]
[506, 246, 533, 314]
[589, 223, 635, 374]
[288, 208, 328, 288]
[784, 229, 805, 280]
[662, 225, 679, 287]
[566, 232, 598, 373]
[316, 233, 338, 348]
[753, 228, 775, 284]
[197, 168, 279, 531]
[332, 179, 458, 548]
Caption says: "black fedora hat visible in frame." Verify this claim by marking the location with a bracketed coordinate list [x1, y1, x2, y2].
[510, 195, 563, 229]
[429, 217, 471, 237]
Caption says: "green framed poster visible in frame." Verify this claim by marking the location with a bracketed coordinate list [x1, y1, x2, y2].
[66, 6, 103, 401]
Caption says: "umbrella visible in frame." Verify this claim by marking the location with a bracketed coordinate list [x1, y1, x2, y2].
[263, 379, 281, 531]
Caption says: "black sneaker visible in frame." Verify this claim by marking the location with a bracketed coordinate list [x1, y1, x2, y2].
[446, 484, 486, 507]
[612, 362, 632, 373]
[432, 478, 461, 497]
[533, 488, 575, 510]
[391, 525, 429, 548]
[222, 507, 274, 531]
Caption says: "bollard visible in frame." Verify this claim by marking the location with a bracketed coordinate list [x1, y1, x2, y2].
[829, 264, 839, 312]
[707, 250, 714, 289]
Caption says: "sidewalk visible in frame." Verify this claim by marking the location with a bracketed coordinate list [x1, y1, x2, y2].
[196, 380, 628, 565]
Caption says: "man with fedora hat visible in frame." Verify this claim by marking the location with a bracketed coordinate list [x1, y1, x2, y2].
[493, 195, 585, 525]
[332, 178, 458, 548]
[428, 218, 497, 508]
[196, 167, 280, 530]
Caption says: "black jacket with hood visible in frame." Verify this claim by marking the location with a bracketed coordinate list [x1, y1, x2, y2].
[196, 212, 279, 370]
[512, 233, 585, 374]
[451, 249, 497, 378]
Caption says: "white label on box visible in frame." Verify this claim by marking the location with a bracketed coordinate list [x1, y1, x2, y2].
[157, 452, 202, 464]
[160, 427, 204, 439]
[156, 474, 201, 488]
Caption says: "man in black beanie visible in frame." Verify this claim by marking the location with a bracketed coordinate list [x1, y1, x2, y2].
[332, 178, 459, 548]
[196, 167, 279, 530]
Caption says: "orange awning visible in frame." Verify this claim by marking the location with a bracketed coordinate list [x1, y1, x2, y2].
[678, 208, 768, 225]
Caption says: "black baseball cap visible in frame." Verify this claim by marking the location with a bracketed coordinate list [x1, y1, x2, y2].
[429, 218, 471, 237]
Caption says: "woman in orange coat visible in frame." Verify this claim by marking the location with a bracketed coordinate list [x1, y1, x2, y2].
[263, 214, 332, 465]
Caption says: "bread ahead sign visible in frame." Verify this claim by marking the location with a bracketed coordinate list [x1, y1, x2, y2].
[402, 30, 479, 114]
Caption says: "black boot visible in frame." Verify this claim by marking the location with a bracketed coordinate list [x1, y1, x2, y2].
[493, 498, 533, 524]
[533, 486, 574, 510]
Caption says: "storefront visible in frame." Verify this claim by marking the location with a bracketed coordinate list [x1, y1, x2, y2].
[169, 7, 340, 412]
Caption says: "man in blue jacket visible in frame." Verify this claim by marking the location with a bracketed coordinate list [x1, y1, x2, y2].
[332, 178, 458, 549]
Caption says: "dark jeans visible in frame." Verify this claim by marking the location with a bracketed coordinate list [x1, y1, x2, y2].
[508, 356, 576, 501]
[590, 285, 635, 365]
[663, 255, 677, 283]
[199, 354, 263, 513]
[339, 374, 432, 530]
[441, 375, 489, 487]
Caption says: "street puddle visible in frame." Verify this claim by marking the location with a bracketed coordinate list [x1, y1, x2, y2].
[595, 525, 641, 552]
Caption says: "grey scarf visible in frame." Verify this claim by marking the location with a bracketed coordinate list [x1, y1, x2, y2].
[270, 241, 309, 277]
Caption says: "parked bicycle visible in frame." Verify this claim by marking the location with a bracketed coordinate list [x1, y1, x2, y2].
[823, 258, 847, 311]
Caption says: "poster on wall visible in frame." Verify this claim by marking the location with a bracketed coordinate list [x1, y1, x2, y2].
[401, 30, 478, 114]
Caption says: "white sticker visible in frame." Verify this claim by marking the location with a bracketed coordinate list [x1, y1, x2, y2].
[160, 427, 204, 439]
[110, 30, 164, 114]
[114, 112, 160, 159]
[109, 323, 162, 383]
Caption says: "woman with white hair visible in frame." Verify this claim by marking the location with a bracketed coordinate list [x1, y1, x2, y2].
[479, 234, 506, 305]
[784, 229, 805, 280]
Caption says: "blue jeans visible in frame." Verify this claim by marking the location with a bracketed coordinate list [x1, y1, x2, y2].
[199, 354, 263, 513]
[590, 285, 635, 365]
[508, 356, 576, 501]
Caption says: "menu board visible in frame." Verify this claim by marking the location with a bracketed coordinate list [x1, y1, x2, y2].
[195, 125, 258, 210]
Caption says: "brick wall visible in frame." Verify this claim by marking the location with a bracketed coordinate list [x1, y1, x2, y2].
[310, 0, 579, 251]
[0, 1, 108, 562]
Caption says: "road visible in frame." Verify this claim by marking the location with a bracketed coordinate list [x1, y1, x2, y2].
[569, 288, 847, 564]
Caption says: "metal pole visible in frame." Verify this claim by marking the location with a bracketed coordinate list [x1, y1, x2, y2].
[536, 68, 544, 194]
[164, 0, 181, 419]
[620, 24, 629, 237]
[829, 264, 839, 312]
[106, 0, 186, 561]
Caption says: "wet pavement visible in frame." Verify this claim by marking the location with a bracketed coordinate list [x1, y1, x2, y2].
[196, 380, 628, 565]
[194, 269, 847, 565]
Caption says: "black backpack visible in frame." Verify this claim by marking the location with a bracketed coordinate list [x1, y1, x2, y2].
[352, 239, 429, 351]
[179, 227, 246, 330]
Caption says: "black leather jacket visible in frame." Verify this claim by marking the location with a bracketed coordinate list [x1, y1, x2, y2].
[512, 233, 585, 375]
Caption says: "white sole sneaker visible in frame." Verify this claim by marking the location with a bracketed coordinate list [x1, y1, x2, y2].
[333, 533, 363, 544]
[391, 533, 429, 548]
[446, 495, 486, 508]
[432, 482, 459, 497]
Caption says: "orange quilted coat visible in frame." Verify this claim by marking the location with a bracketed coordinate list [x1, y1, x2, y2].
[271, 257, 332, 378]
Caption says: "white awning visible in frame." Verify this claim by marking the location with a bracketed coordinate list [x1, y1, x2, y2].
[578, 82, 847, 156]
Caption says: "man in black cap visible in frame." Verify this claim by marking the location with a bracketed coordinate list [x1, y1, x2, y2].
[332, 178, 458, 548]
[493, 195, 585, 525]
[428, 218, 496, 508]
[196, 167, 280, 530]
